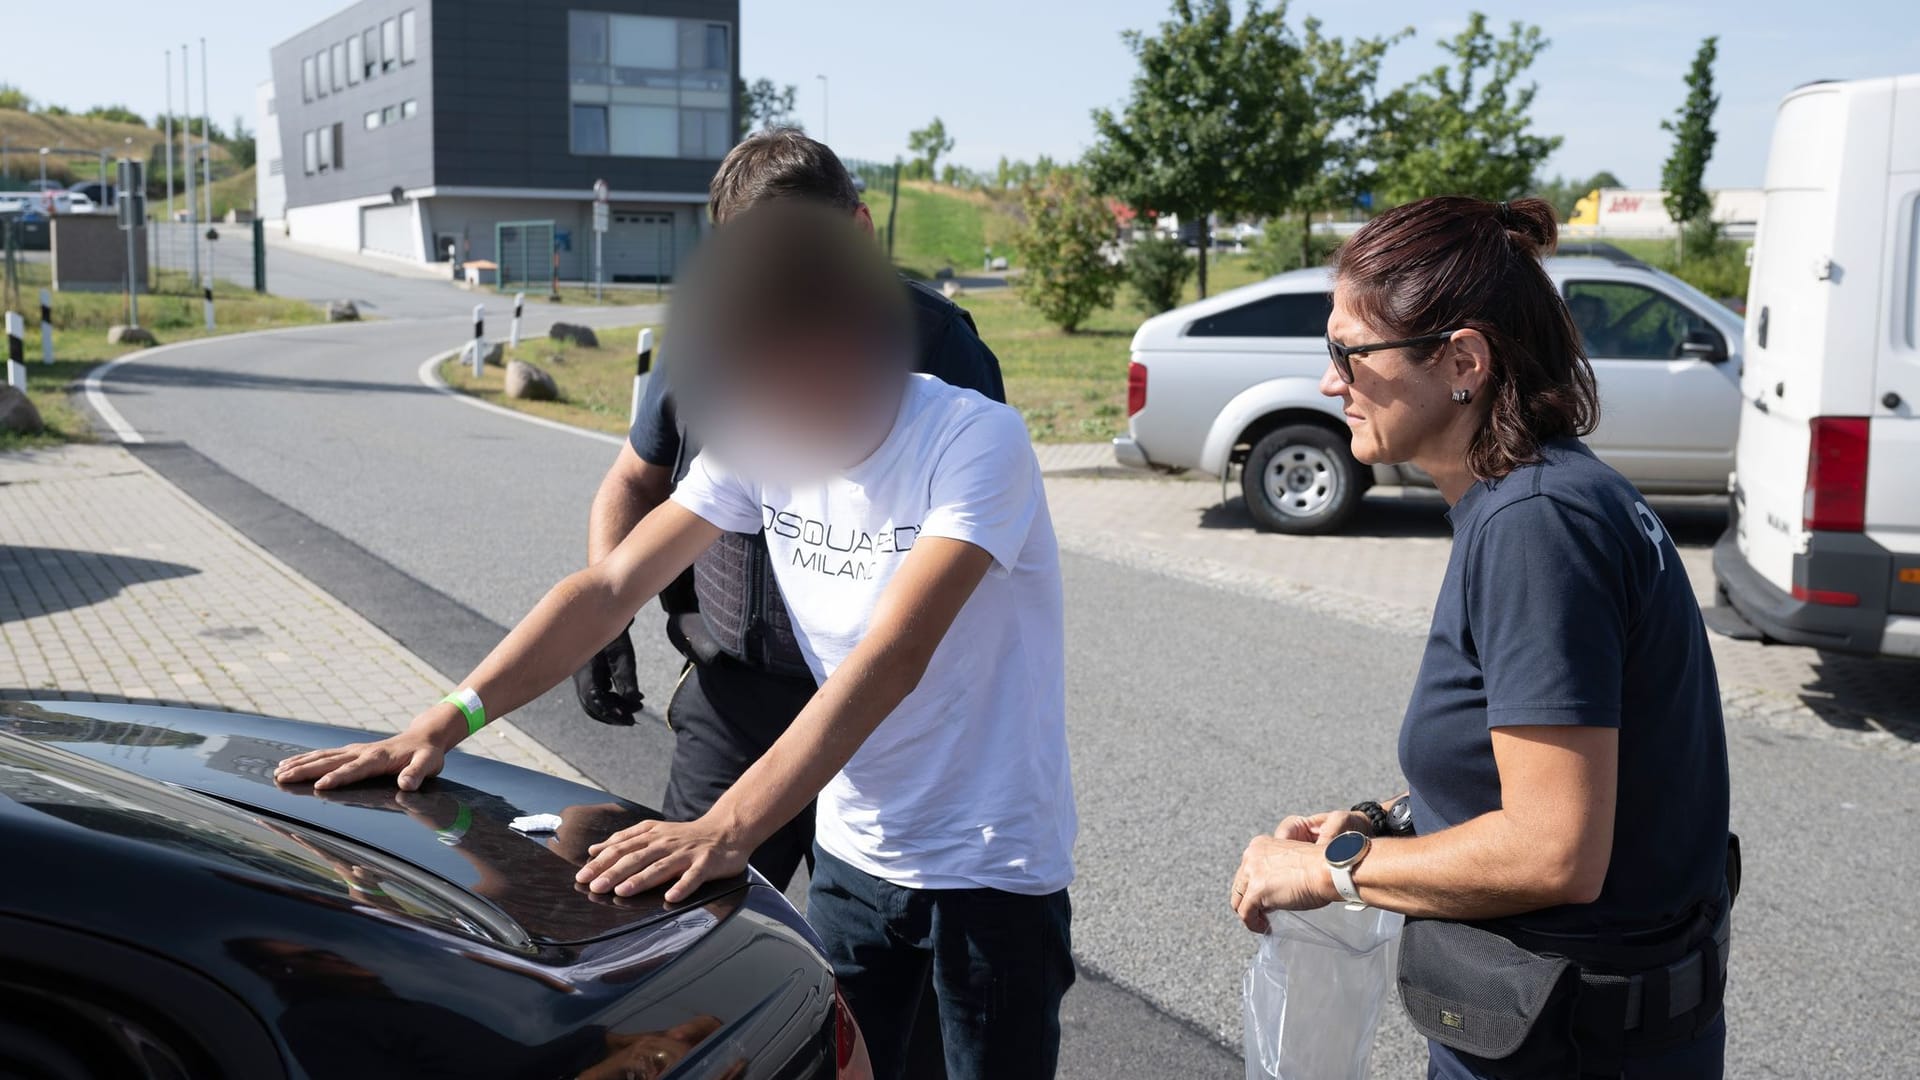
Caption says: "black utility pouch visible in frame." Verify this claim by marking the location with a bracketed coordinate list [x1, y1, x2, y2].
[1397, 917, 1583, 1078]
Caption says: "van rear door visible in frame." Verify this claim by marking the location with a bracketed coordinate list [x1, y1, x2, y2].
[1734, 82, 1892, 595]
[1868, 77, 1920, 647]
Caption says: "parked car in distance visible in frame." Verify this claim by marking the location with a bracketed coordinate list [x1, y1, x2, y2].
[1713, 73, 1920, 660]
[0, 700, 871, 1080]
[1115, 249, 1746, 533]
[67, 180, 114, 208]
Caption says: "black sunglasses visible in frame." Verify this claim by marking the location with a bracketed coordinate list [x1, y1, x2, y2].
[1325, 330, 1462, 384]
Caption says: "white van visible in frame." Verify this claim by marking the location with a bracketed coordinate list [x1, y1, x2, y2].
[1713, 74, 1920, 659]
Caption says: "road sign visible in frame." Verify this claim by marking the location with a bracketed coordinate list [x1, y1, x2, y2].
[592, 202, 609, 233]
[593, 178, 609, 203]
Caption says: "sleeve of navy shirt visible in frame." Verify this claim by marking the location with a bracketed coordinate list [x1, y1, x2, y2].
[626, 363, 681, 468]
[1467, 495, 1631, 730]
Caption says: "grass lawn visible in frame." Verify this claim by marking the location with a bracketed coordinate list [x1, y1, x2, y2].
[862, 181, 1020, 280]
[436, 253, 1277, 445]
[0, 263, 324, 449]
[438, 323, 662, 437]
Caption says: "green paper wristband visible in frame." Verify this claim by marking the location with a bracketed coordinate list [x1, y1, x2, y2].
[440, 689, 487, 735]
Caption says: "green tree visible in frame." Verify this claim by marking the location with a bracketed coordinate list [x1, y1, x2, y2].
[738, 77, 800, 137]
[1283, 17, 1408, 265]
[1660, 36, 1719, 255]
[1534, 170, 1623, 219]
[228, 115, 257, 170]
[1086, 0, 1330, 299]
[907, 117, 954, 181]
[1373, 13, 1562, 204]
[1124, 233, 1195, 315]
[0, 83, 30, 111]
[1013, 170, 1122, 332]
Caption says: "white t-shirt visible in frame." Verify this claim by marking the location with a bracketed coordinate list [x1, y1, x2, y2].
[671, 374, 1075, 895]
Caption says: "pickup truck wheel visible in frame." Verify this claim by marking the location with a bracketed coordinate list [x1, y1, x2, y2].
[1242, 424, 1363, 534]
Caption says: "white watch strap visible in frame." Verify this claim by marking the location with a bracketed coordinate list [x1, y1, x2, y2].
[1331, 865, 1366, 910]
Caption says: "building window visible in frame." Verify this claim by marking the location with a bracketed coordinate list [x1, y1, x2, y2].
[571, 104, 609, 155]
[301, 55, 316, 101]
[315, 52, 328, 97]
[567, 10, 735, 159]
[267, 157, 282, 176]
[331, 42, 346, 92]
[381, 18, 398, 71]
[363, 28, 379, 79]
[364, 110, 381, 131]
[347, 35, 364, 84]
[680, 108, 729, 158]
[316, 126, 332, 171]
[331, 122, 344, 170]
[382, 104, 399, 125]
[399, 10, 417, 64]
[401, 98, 418, 118]
[266, 97, 276, 115]
[302, 129, 317, 174]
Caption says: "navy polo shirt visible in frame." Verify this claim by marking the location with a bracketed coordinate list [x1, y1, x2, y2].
[1400, 438, 1730, 935]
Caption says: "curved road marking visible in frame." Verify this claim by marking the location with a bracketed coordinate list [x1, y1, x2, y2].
[82, 321, 426, 445]
[414, 349, 625, 448]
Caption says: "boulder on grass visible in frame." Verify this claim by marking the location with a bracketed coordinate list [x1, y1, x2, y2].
[940, 280, 964, 300]
[505, 359, 558, 402]
[0, 387, 44, 436]
[326, 300, 360, 322]
[548, 322, 600, 348]
[107, 325, 157, 346]
[482, 341, 505, 367]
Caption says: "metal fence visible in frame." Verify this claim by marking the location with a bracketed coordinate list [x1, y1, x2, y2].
[146, 220, 263, 294]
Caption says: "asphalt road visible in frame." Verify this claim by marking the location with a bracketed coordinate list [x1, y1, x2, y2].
[89, 245, 1920, 1078]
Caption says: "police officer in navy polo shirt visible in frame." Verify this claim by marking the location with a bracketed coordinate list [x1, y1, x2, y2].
[1230, 196, 1733, 1079]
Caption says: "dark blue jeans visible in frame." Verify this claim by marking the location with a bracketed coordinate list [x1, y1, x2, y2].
[806, 845, 1074, 1080]
[1427, 1011, 1726, 1079]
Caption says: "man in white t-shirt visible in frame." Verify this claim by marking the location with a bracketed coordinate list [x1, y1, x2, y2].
[274, 203, 1077, 1079]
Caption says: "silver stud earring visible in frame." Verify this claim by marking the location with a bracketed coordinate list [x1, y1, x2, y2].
[1451, 388, 1472, 404]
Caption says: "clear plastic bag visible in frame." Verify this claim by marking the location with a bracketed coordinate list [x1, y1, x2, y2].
[1243, 903, 1403, 1080]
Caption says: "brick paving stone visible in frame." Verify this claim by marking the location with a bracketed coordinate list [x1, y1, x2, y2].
[1045, 474, 1920, 759]
[0, 444, 584, 782]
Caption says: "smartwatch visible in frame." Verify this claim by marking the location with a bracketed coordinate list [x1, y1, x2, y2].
[1326, 830, 1372, 911]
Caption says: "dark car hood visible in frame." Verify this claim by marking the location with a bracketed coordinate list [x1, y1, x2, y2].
[0, 700, 743, 947]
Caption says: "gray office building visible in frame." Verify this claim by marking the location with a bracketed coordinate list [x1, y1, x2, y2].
[257, 0, 738, 281]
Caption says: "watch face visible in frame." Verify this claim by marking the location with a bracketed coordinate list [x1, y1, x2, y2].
[1326, 831, 1367, 865]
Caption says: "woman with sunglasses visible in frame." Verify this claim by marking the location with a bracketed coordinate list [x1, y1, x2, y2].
[1229, 196, 1733, 1079]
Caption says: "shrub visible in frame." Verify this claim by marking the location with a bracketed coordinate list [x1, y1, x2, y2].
[1249, 215, 1342, 277]
[1123, 234, 1194, 315]
[1012, 171, 1122, 332]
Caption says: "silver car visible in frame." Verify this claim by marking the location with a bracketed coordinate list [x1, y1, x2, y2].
[1114, 248, 1745, 533]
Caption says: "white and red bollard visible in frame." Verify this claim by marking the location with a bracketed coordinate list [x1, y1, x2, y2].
[509, 292, 524, 350]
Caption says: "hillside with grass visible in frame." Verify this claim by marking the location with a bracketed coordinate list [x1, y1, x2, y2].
[0, 106, 245, 209]
[861, 180, 1021, 279]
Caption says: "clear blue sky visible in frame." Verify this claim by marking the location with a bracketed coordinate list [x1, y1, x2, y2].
[10, 0, 1916, 190]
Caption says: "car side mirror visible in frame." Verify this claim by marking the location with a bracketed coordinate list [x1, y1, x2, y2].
[1678, 329, 1728, 363]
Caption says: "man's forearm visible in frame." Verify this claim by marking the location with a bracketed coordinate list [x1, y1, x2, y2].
[450, 504, 719, 736]
[704, 636, 926, 849]
[589, 446, 674, 563]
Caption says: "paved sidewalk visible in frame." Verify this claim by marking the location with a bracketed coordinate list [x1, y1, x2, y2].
[1045, 473, 1920, 758]
[0, 443, 585, 782]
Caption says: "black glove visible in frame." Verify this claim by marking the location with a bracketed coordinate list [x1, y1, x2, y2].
[572, 623, 645, 726]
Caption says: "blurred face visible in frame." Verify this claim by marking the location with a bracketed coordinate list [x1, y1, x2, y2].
[695, 326, 907, 483]
[1319, 284, 1458, 466]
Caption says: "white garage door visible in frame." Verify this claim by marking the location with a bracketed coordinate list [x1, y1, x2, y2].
[606, 211, 675, 282]
[361, 202, 416, 258]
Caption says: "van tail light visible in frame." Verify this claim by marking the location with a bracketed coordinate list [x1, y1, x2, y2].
[1802, 416, 1869, 533]
[1792, 583, 1860, 607]
[1126, 361, 1148, 417]
[834, 987, 873, 1079]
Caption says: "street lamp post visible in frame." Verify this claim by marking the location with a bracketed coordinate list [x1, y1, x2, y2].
[38, 148, 48, 190]
[816, 74, 829, 143]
